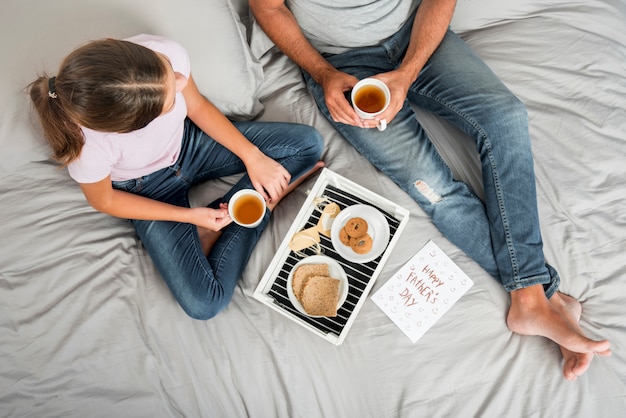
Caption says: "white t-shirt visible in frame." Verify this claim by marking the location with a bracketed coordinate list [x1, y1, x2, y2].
[286, 0, 420, 54]
[67, 34, 191, 183]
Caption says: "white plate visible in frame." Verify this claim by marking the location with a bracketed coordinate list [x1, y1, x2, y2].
[330, 204, 390, 263]
[286, 255, 349, 317]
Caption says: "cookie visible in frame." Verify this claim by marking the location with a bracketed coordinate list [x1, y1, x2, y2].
[344, 217, 368, 238]
[350, 234, 373, 254]
[339, 227, 351, 246]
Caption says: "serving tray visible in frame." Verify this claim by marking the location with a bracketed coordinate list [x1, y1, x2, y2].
[253, 168, 410, 345]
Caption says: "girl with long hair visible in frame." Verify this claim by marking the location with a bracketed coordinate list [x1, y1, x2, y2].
[28, 34, 324, 319]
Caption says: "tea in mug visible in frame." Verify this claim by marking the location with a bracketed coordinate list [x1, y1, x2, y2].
[354, 85, 387, 113]
[232, 193, 265, 225]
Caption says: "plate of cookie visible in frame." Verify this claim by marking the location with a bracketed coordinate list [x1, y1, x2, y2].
[330, 204, 390, 263]
[286, 255, 349, 318]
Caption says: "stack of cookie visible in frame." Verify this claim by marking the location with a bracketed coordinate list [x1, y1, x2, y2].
[338, 217, 372, 254]
[292, 263, 340, 317]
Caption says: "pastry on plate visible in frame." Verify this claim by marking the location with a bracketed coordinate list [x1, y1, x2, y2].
[300, 275, 340, 317]
[292, 263, 330, 299]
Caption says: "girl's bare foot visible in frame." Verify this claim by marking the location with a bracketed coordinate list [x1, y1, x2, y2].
[506, 285, 610, 360]
[267, 161, 325, 211]
[198, 227, 222, 257]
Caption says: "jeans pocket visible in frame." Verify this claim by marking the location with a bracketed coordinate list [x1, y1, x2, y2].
[112, 178, 140, 193]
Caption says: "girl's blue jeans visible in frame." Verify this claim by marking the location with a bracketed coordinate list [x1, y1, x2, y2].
[302, 20, 560, 297]
[113, 119, 323, 319]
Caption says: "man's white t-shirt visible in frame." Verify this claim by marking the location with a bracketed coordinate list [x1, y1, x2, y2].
[67, 34, 191, 183]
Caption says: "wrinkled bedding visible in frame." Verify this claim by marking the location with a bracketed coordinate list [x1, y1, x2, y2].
[1, 0, 625, 416]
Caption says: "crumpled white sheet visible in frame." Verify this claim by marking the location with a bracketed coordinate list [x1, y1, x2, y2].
[2, 1, 625, 416]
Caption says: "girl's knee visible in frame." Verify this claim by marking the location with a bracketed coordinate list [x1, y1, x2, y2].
[175, 286, 232, 320]
[310, 130, 324, 158]
[300, 125, 324, 155]
[180, 297, 230, 320]
[295, 126, 324, 168]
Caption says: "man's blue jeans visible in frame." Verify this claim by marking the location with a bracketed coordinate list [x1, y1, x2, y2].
[112, 119, 323, 319]
[303, 22, 560, 297]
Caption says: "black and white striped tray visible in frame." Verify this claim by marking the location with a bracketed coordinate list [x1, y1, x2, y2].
[254, 169, 410, 345]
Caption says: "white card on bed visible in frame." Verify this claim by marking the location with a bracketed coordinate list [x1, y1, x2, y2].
[372, 240, 473, 343]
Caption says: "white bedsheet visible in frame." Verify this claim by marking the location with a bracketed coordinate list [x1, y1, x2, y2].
[1, 1, 625, 416]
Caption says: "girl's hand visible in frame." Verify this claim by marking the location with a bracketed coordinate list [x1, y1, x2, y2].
[243, 148, 291, 203]
[188, 204, 232, 231]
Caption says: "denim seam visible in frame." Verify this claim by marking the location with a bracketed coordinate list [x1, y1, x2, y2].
[210, 218, 266, 284]
[192, 160, 242, 183]
[383, 38, 402, 64]
[170, 164, 191, 185]
[503, 272, 552, 293]
[190, 226, 215, 285]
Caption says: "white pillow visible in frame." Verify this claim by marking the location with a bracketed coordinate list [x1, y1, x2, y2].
[451, 0, 545, 34]
[0, 0, 263, 173]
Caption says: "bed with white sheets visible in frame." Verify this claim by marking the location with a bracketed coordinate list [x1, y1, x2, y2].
[1, 0, 625, 416]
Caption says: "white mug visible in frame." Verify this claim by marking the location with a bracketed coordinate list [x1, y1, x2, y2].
[351, 78, 390, 131]
[228, 189, 266, 228]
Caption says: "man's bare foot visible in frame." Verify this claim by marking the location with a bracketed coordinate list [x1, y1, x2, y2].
[267, 161, 325, 211]
[550, 292, 611, 380]
[506, 285, 610, 361]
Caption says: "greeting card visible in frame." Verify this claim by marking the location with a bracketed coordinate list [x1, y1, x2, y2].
[372, 240, 474, 343]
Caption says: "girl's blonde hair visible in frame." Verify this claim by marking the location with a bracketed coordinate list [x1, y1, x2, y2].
[28, 39, 168, 166]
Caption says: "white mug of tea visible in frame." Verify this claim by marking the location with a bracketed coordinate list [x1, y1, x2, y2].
[351, 78, 391, 131]
[228, 189, 267, 228]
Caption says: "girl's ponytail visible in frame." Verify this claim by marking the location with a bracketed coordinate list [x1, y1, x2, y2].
[28, 74, 84, 167]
